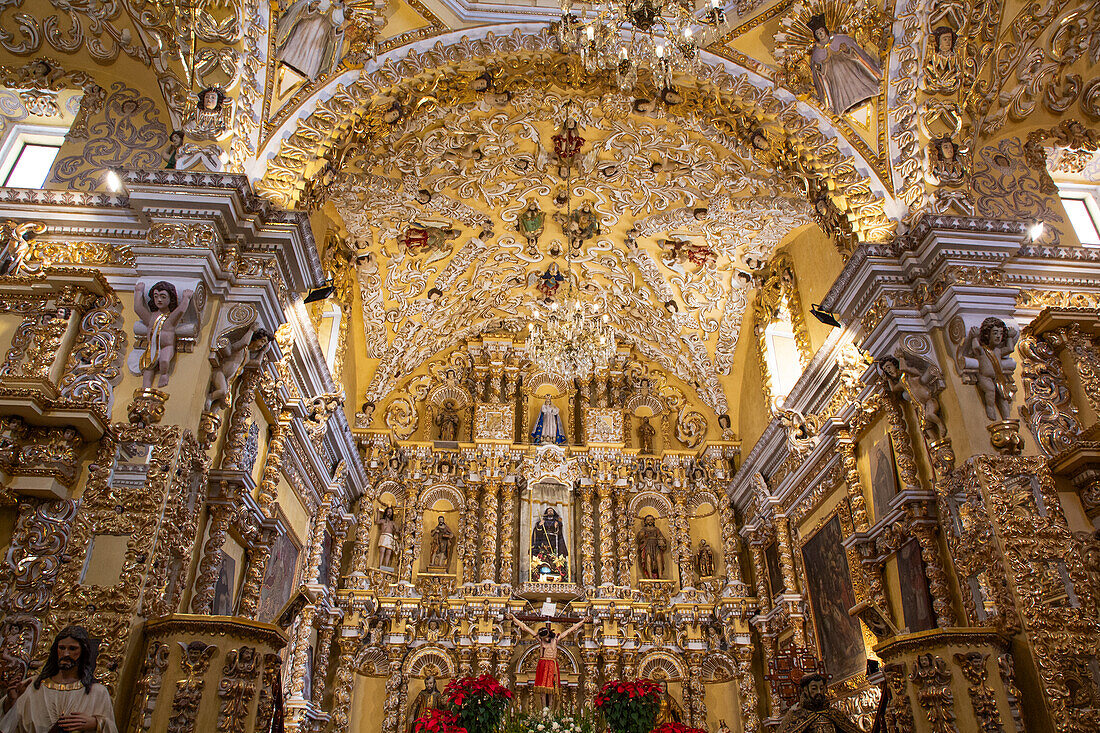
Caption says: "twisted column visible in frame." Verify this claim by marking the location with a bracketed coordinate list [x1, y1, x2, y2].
[616, 489, 632, 585]
[672, 489, 692, 587]
[346, 494, 376, 580]
[911, 522, 958, 627]
[597, 483, 615, 584]
[305, 494, 334, 584]
[499, 480, 516, 585]
[399, 498, 424, 583]
[190, 497, 233, 614]
[837, 434, 870, 532]
[750, 542, 771, 611]
[582, 649, 600, 703]
[733, 646, 760, 733]
[312, 611, 339, 707]
[329, 634, 361, 733]
[287, 604, 317, 701]
[774, 516, 804, 644]
[237, 413, 292, 618]
[461, 483, 480, 584]
[687, 658, 707, 727]
[221, 367, 263, 470]
[480, 479, 499, 583]
[381, 653, 405, 733]
[720, 499, 746, 591]
[579, 484, 596, 588]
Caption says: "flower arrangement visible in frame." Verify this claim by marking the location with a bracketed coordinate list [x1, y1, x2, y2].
[501, 707, 597, 733]
[531, 552, 569, 579]
[444, 674, 513, 733]
[652, 723, 707, 733]
[413, 709, 468, 733]
[593, 679, 660, 733]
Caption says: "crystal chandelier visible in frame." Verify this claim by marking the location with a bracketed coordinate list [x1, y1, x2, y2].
[527, 294, 616, 381]
[557, 0, 725, 91]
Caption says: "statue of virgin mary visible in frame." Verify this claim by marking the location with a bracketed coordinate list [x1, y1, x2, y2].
[275, 0, 345, 80]
[531, 396, 566, 445]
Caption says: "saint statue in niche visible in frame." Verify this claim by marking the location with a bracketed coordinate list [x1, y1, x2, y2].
[532, 396, 566, 445]
[638, 416, 656, 454]
[428, 517, 455, 570]
[531, 507, 569, 580]
[436, 399, 461, 442]
[636, 515, 668, 579]
[275, 0, 345, 80]
[807, 14, 882, 115]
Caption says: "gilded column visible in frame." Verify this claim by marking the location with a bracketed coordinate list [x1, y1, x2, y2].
[687, 657, 707, 727]
[190, 496, 233, 614]
[327, 513, 352, 589]
[312, 610, 339, 706]
[616, 489, 632, 586]
[733, 645, 761, 733]
[461, 483, 481, 584]
[381, 652, 405, 733]
[221, 367, 263, 470]
[499, 479, 516, 585]
[720, 498, 745, 591]
[579, 484, 596, 588]
[597, 483, 615, 584]
[911, 521, 958, 627]
[671, 488, 692, 587]
[329, 634, 361, 733]
[399, 497, 423, 584]
[287, 604, 317, 701]
[306, 494, 334, 584]
[750, 543, 771, 612]
[774, 516, 804, 644]
[480, 479, 499, 583]
[837, 435, 870, 532]
[582, 649, 600, 703]
[346, 494, 376, 581]
[237, 413, 292, 618]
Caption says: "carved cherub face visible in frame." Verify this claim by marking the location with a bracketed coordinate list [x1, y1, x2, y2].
[939, 140, 956, 161]
[201, 89, 220, 111]
[152, 287, 172, 311]
[935, 28, 954, 53]
[814, 26, 829, 43]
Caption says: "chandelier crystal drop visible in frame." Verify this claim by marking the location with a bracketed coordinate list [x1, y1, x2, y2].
[558, 0, 725, 91]
[526, 293, 617, 381]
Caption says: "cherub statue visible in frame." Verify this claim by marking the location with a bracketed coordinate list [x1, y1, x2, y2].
[928, 135, 965, 185]
[956, 316, 1019, 421]
[517, 201, 545, 248]
[774, 404, 821, 455]
[134, 281, 194, 389]
[924, 26, 960, 93]
[878, 350, 948, 441]
[205, 325, 273, 411]
[554, 203, 600, 251]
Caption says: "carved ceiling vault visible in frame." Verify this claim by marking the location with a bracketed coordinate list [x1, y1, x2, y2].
[256, 29, 900, 416]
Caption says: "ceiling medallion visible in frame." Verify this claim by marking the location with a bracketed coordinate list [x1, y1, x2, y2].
[557, 0, 726, 92]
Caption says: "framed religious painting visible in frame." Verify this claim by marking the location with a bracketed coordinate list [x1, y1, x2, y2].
[212, 550, 237, 616]
[868, 433, 899, 522]
[257, 522, 303, 624]
[801, 515, 866, 682]
[764, 540, 785, 598]
[897, 539, 936, 633]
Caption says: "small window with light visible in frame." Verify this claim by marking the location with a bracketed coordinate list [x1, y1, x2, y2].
[1060, 192, 1100, 246]
[764, 300, 802, 400]
[0, 126, 67, 189]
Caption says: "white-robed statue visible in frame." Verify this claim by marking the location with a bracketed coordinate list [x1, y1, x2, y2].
[531, 396, 566, 445]
[807, 14, 882, 115]
[1, 626, 118, 733]
[275, 0, 345, 80]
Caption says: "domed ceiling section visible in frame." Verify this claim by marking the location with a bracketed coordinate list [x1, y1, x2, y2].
[264, 31, 899, 420]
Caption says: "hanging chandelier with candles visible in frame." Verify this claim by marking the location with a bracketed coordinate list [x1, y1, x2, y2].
[557, 0, 725, 91]
[527, 293, 616, 381]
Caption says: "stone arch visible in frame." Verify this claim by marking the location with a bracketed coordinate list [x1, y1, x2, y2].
[255, 26, 895, 244]
[637, 650, 686, 681]
[404, 646, 457, 677]
[629, 491, 672, 517]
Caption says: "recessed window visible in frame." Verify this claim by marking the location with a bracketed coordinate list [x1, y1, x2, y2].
[1061, 195, 1100, 245]
[2, 142, 61, 188]
[319, 302, 343, 371]
[764, 304, 801, 399]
